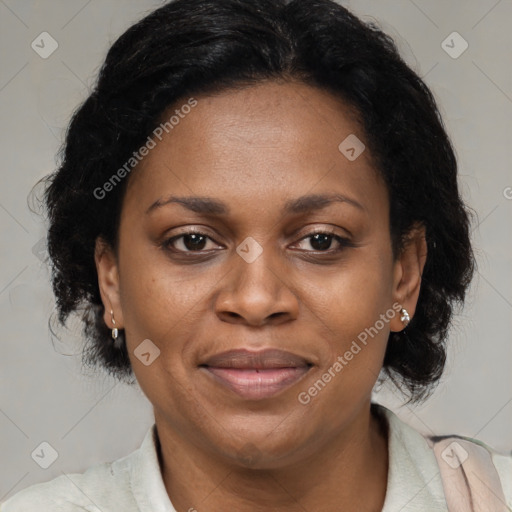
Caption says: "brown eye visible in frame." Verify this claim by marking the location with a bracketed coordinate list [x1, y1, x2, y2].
[295, 232, 351, 252]
[165, 232, 219, 253]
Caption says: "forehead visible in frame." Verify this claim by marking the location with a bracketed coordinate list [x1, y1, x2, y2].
[123, 80, 386, 218]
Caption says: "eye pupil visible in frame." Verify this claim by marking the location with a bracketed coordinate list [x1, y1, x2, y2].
[310, 233, 332, 251]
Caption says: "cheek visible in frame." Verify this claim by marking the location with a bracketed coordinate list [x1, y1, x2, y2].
[296, 290, 392, 426]
[117, 246, 192, 347]
[117, 250, 206, 412]
[300, 249, 394, 394]
[304, 248, 394, 334]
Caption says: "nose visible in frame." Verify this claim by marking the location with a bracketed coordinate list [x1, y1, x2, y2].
[214, 244, 300, 327]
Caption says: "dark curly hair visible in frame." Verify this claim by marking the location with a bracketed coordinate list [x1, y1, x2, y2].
[37, 0, 475, 402]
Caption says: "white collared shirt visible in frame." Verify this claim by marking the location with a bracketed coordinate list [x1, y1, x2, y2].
[2, 404, 511, 511]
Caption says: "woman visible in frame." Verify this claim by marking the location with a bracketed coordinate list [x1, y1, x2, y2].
[2, 0, 510, 510]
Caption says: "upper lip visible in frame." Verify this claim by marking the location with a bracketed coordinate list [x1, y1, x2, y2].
[200, 349, 312, 369]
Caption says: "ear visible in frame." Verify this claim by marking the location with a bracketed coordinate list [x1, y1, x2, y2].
[389, 223, 427, 332]
[94, 237, 124, 330]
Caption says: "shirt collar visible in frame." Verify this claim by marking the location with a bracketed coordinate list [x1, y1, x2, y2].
[376, 403, 448, 511]
[130, 424, 177, 512]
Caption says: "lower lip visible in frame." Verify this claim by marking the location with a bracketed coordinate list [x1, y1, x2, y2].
[201, 366, 311, 400]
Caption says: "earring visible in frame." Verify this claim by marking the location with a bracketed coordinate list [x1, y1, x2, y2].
[110, 309, 119, 340]
[400, 308, 410, 327]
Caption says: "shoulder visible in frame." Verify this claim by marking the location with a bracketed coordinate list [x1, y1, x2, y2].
[374, 403, 512, 510]
[0, 447, 138, 512]
[492, 449, 512, 502]
[430, 433, 512, 509]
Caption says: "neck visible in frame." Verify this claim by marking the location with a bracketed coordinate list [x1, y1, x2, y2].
[156, 402, 388, 512]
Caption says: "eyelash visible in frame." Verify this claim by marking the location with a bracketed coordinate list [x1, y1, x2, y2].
[162, 228, 354, 256]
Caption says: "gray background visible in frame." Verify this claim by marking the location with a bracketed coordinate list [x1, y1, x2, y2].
[1, 0, 511, 499]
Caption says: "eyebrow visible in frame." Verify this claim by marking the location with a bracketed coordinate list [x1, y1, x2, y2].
[145, 192, 365, 216]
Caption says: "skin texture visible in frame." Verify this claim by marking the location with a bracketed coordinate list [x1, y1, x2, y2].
[95, 80, 427, 511]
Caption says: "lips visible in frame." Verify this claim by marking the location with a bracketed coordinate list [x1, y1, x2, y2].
[199, 349, 313, 400]
[201, 348, 311, 369]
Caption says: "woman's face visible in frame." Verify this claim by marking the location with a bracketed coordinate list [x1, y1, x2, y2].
[96, 80, 425, 468]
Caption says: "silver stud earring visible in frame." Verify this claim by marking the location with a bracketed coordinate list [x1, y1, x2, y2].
[110, 309, 119, 340]
[400, 308, 410, 327]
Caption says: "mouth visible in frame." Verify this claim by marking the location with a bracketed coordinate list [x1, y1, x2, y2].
[198, 348, 313, 400]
